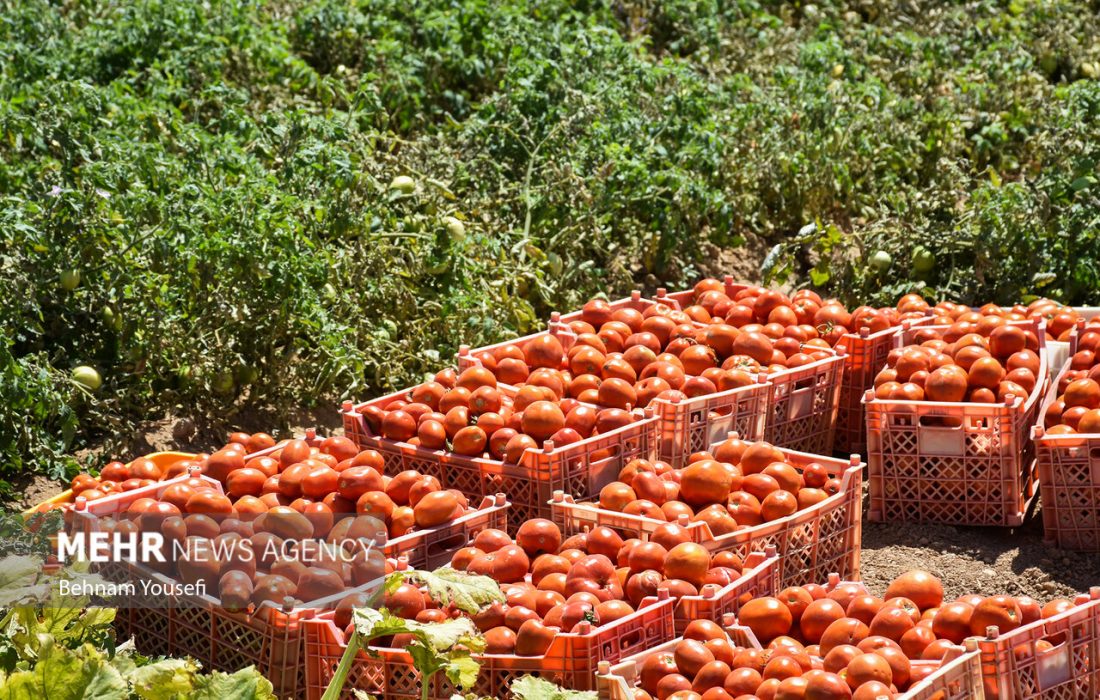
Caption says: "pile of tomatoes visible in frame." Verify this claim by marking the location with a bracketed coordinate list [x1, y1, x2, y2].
[94, 435, 497, 610]
[1042, 322, 1100, 434]
[671, 283, 930, 345]
[64, 432, 276, 504]
[355, 366, 639, 460]
[631, 569, 1074, 700]
[595, 436, 840, 534]
[373, 517, 753, 658]
[871, 314, 1043, 405]
[464, 292, 858, 417]
[919, 297, 1089, 342]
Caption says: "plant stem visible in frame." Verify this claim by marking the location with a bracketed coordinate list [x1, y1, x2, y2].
[321, 630, 362, 700]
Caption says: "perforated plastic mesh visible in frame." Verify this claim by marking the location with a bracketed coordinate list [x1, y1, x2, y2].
[303, 596, 677, 700]
[764, 350, 844, 455]
[978, 590, 1100, 700]
[834, 319, 932, 456]
[866, 319, 1047, 527]
[1035, 362, 1100, 551]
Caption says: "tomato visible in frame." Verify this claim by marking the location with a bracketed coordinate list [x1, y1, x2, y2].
[226, 467, 267, 498]
[514, 618, 557, 656]
[185, 491, 233, 516]
[734, 597, 792, 645]
[679, 461, 732, 507]
[413, 490, 460, 528]
[818, 617, 869, 656]
[515, 519, 562, 558]
[969, 595, 1023, 636]
[885, 570, 943, 611]
[99, 461, 130, 483]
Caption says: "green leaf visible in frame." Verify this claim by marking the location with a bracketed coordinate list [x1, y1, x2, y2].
[1071, 176, 1095, 192]
[127, 658, 199, 699]
[0, 641, 127, 700]
[510, 675, 599, 700]
[393, 568, 504, 614]
[352, 608, 482, 651]
[189, 666, 277, 699]
[445, 655, 482, 690]
[0, 556, 49, 607]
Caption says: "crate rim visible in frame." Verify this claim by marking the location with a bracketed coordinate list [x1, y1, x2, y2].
[550, 442, 863, 547]
[861, 317, 1049, 413]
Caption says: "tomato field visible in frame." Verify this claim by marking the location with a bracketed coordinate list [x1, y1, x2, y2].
[3, 0, 1100, 698]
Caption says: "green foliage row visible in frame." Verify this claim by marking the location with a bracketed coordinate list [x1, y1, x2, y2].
[1, 0, 1098, 478]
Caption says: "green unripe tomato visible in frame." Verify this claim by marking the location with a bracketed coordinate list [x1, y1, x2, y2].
[870, 250, 893, 273]
[60, 269, 81, 291]
[212, 370, 235, 395]
[389, 175, 415, 194]
[72, 365, 102, 391]
[911, 246, 935, 274]
[442, 216, 466, 243]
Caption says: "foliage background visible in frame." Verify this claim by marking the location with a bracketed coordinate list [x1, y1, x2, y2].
[1, 0, 1098, 480]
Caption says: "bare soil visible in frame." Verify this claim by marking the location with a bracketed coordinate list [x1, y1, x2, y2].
[859, 501, 1100, 602]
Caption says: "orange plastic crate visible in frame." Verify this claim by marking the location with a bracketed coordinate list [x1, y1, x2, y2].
[865, 319, 1048, 526]
[104, 560, 317, 698]
[594, 622, 763, 700]
[649, 374, 770, 466]
[342, 388, 659, 530]
[302, 591, 678, 700]
[71, 457, 512, 572]
[1033, 331, 1100, 551]
[662, 278, 918, 457]
[833, 316, 934, 456]
[457, 321, 769, 469]
[905, 640, 985, 700]
[671, 547, 780, 635]
[551, 444, 863, 587]
[596, 611, 967, 700]
[977, 588, 1100, 700]
[763, 345, 845, 454]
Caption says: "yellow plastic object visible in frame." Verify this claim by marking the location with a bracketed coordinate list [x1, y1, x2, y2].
[21, 450, 198, 517]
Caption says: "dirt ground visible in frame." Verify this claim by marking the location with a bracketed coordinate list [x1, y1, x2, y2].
[859, 496, 1100, 602]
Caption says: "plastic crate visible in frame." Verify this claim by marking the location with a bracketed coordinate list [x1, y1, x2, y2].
[302, 592, 678, 700]
[865, 319, 1048, 527]
[661, 277, 922, 457]
[70, 464, 394, 699]
[651, 374, 771, 467]
[1033, 333, 1100, 551]
[105, 559, 317, 699]
[458, 327, 770, 470]
[342, 388, 659, 530]
[71, 462, 512, 572]
[22, 451, 199, 518]
[977, 587, 1100, 700]
[671, 547, 780, 635]
[594, 621, 762, 700]
[382, 493, 510, 569]
[834, 317, 934, 457]
[764, 345, 845, 455]
[551, 445, 863, 587]
[1046, 306, 1100, 371]
[904, 639, 986, 700]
